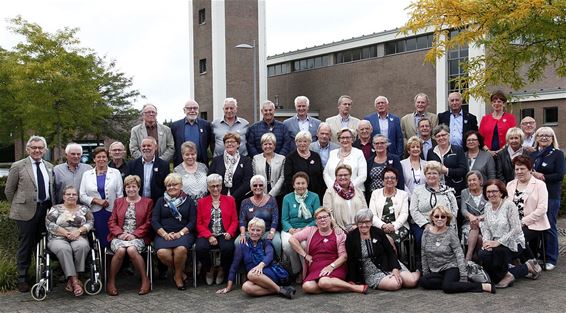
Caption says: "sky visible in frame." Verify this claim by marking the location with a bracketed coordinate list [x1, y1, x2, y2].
[0, 0, 413, 122]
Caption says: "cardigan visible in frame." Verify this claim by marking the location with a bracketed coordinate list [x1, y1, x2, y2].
[478, 112, 516, 150]
[281, 191, 319, 231]
[400, 157, 427, 194]
[421, 228, 466, 278]
[346, 226, 401, 284]
[368, 188, 409, 230]
[506, 176, 550, 231]
[196, 195, 238, 238]
[530, 146, 565, 199]
[283, 150, 326, 200]
[322, 187, 367, 232]
[466, 150, 496, 181]
[480, 200, 525, 252]
[108, 197, 154, 244]
[409, 185, 459, 229]
[208, 154, 253, 205]
[252, 153, 286, 197]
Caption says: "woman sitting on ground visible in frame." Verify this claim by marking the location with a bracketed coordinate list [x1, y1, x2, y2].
[217, 217, 295, 299]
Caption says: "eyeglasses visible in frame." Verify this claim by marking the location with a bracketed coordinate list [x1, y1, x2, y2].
[143, 111, 157, 115]
[252, 184, 264, 188]
[64, 193, 78, 197]
[435, 133, 449, 138]
[166, 183, 180, 188]
[537, 134, 552, 138]
[184, 107, 198, 111]
[29, 146, 45, 150]
[433, 215, 447, 219]
[486, 190, 500, 194]
[357, 220, 372, 225]
[466, 138, 478, 142]
[373, 142, 387, 145]
[339, 136, 352, 140]
[225, 140, 238, 145]
[383, 176, 397, 181]
[209, 184, 222, 189]
[521, 121, 535, 125]
[316, 215, 330, 221]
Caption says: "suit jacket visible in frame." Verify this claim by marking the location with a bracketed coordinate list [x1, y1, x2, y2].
[507, 177, 550, 231]
[252, 153, 286, 197]
[400, 157, 427, 193]
[466, 150, 496, 181]
[170, 117, 213, 167]
[363, 112, 404, 158]
[125, 156, 170, 203]
[325, 115, 361, 143]
[79, 167, 124, 213]
[108, 197, 154, 244]
[400, 111, 438, 141]
[196, 195, 238, 238]
[208, 154, 253, 205]
[129, 122, 175, 162]
[5, 157, 54, 221]
[309, 141, 339, 153]
[368, 188, 409, 230]
[495, 147, 529, 183]
[437, 110, 478, 146]
[283, 115, 321, 142]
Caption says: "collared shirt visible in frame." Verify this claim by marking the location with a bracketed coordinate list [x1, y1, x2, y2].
[414, 112, 426, 137]
[340, 115, 350, 128]
[318, 143, 331, 167]
[30, 156, 50, 202]
[449, 110, 464, 147]
[142, 157, 155, 198]
[53, 162, 92, 204]
[212, 116, 249, 156]
[145, 123, 158, 144]
[378, 114, 389, 136]
[523, 135, 535, 148]
[422, 138, 433, 159]
[184, 118, 201, 148]
[108, 160, 127, 178]
[297, 115, 310, 132]
[508, 146, 524, 160]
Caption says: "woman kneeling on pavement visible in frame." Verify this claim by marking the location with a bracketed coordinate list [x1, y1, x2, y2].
[217, 217, 295, 298]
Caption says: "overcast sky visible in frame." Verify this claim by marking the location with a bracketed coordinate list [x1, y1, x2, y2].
[0, 0, 412, 122]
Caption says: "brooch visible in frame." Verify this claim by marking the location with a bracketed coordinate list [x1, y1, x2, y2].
[249, 207, 254, 212]
[240, 164, 243, 168]
[200, 129, 203, 133]
[323, 238, 329, 243]
[502, 119, 507, 123]
[310, 160, 315, 164]
[154, 168, 159, 172]
[372, 239, 377, 243]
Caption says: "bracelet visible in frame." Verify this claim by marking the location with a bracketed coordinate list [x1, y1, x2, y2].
[330, 263, 336, 269]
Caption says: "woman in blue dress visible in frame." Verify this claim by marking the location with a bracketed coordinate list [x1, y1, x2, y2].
[217, 217, 295, 299]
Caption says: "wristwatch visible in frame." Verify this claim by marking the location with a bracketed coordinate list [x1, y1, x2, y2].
[330, 263, 336, 269]
[179, 230, 185, 236]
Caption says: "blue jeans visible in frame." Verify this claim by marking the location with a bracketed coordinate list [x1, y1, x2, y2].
[545, 198, 560, 265]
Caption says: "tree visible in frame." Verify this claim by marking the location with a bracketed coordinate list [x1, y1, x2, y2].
[0, 16, 140, 160]
[402, 0, 566, 100]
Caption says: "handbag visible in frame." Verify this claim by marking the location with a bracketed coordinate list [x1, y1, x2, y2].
[466, 260, 491, 283]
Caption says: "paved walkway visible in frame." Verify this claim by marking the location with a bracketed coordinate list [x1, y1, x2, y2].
[2, 219, 566, 313]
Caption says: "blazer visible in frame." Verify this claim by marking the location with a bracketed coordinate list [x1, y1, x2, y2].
[108, 197, 154, 244]
[125, 156, 170, 203]
[437, 110, 478, 146]
[196, 195, 238, 238]
[170, 117, 213, 167]
[427, 145, 468, 195]
[283, 115, 321, 142]
[460, 188, 487, 218]
[506, 177, 550, 231]
[363, 112, 404, 158]
[530, 147, 566, 199]
[323, 187, 367, 232]
[368, 188, 409, 230]
[252, 153, 285, 197]
[400, 157, 427, 194]
[129, 122, 175, 161]
[208, 154, 253, 205]
[478, 112, 516, 150]
[400, 111, 439, 140]
[495, 147, 529, 183]
[325, 114, 361, 143]
[5, 157, 54, 221]
[324, 147, 367, 190]
[466, 150, 496, 181]
[80, 167, 124, 213]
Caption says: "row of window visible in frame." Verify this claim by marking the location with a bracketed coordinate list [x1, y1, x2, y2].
[384, 33, 434, 56]
[521, 107, 558, 124]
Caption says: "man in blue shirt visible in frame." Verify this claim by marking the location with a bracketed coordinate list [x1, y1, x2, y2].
[170, 99, 213, 166]
[437, 92, 478, 148]
[247, 101, 293, 156]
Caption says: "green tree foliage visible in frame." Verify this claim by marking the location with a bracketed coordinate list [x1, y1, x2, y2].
[0, 16, 140, 158]
[402, 0, 566, 100]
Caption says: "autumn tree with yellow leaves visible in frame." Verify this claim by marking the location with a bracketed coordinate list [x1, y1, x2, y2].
[402, 0, 566, 100]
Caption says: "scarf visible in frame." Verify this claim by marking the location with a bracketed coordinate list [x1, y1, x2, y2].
[294, 191, 312, 220]
[164, 191, 188, 222]
[334, 180, 355, 200]
[533, 145, 554, 171]
[426, 183, 455, 208]
[223, 151, 240, 188]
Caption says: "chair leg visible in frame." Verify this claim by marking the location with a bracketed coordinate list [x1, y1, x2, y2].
[192, 244, 197, 288]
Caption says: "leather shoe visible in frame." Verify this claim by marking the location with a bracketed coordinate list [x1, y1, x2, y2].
[205, 271, 214, 286]
[495, 272, 515, 288]
[527, 259, 542, 280]
[17, 281, 29, 293]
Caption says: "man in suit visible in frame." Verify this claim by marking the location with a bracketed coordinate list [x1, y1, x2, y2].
[125, 137, 169, 204]
[364, 96, 404, 158]
[283, 96, 321, 142]
[247, 101, 293, 157]
[129, 103, 175, 162]
[170, 99, 213, 166]
[326, 95, 360, 143]
[53, 142, 92, 204]
[437, 91, 478, 148]
[400, 93, 438, 141]
[211, 97, 249, 157]
[309, 122, 339, 167]
[5, 135, 54, 292]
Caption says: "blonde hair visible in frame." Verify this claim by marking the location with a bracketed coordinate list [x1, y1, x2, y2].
[428, 205, 453, 226]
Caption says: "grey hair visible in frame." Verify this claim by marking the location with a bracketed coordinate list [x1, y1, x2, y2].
[466, 170, 484, 185]
[372, 134, 390, 146]
[294, 96, 310, 107]
[414, 92, 430, 104]
[26, 135, 48, 150]
[206, 173, 223, 185]
[261, 100, 275, 110]
[109, 141, 125, 151]
[354, 208, 374, 224]
[317, 122, 332, 133]
[374, 96, 389, 105]
[295, 130, 312, 142]
[248, 217, 266, 232]
[224, 97, 238, 107]
[250, 174, 267, 189]
[142, 103, 157, 112]
[141, 136, 157, 146]
[432, 124, 450, 137]
[261, 132, 276, 145]
[65, 142, 82, 154]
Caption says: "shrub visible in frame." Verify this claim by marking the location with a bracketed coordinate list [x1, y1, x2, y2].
[0, 201, 18, 291]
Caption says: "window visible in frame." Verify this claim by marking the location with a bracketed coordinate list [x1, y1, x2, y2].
[199, 59, 207, 74]
[335, 45, 376, 64]
[384, 33, 434, 56]
[447, 30, 469, 94]
[198, 9, 206, 24]
[200, 111, 207, 120]
[543, 107, 558, 124]
[521, 108, 534, 119]
[384, 41, 397, 55]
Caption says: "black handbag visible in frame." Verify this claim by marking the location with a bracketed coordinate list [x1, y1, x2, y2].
[467, 261, 491, 283]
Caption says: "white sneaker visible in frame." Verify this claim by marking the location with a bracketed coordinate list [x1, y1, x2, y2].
[205, 271, 214, 285]
[545, 263, 556, 271]
[215, 268, 224, 285]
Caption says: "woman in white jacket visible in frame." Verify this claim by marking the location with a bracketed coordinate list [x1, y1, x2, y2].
[324, 128, 367, 191]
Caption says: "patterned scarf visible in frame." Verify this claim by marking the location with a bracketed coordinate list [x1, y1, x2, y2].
[164, 191, 188, 222]
[294, 191, 312, 220]
[223, 151, 240, 188]
[334, 180, 355, 200]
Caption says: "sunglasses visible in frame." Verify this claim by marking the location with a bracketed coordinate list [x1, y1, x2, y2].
[433, 215, 447, 219]
[252, 184, 264, 188]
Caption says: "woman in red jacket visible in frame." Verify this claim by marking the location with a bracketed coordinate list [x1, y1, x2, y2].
[479, 90, 516, 155]
[196, 173, 238, 285]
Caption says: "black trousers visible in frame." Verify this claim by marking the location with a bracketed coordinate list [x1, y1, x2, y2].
[16, 202, 50, 281]
[419, 267, 483, 294]
[195, 236, 234, 274]
[478, 245, 529, 284]
[520, 226, 541, 262]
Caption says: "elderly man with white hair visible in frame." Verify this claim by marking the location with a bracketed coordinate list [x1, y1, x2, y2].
[247, 100, 293, 157]
[353, 120, 374, 160]
[129, 103, 175, 162]
[212, 97, 249, 157]
[53, 142, 92, 204]
[520, 116, 537, 151]
[309, 122, 339, 167]
[283, 95, 321, 141]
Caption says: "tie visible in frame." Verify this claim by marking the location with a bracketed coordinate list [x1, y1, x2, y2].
[35, 161, 46, 202]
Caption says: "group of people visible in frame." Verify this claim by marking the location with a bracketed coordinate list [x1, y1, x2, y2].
[5, 90, 563, 299]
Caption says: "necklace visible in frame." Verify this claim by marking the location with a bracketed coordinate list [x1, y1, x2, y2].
[339, 148, 351, 159]
[298, 149, 310, 159]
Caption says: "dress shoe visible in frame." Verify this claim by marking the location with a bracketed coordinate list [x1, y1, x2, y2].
[527, 259, 542, 279]
[205, 271, 214, 286]
[278, 286, 296, 299]
[215, 269, 225, 285]
[495, 272, 515, 288]
[17, 281, 30, 293]
[545, 263, 556, 271]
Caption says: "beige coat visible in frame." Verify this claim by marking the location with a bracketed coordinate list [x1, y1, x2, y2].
[323, 187, 367, 232]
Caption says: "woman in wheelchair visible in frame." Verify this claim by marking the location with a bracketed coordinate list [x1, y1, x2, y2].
[45, 186, 94, 297]
[107, 175, 153, 296]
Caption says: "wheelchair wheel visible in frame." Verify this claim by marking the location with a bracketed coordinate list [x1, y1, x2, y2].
[84, 278, 102, 295]
[30, 283, 47, 301]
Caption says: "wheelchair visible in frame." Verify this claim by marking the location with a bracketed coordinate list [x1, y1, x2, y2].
[31, 231, 103, 301]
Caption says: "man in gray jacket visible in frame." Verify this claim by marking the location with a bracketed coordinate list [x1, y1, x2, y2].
[129, 103, 175, 162]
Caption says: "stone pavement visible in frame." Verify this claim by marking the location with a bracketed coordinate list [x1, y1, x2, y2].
[2, 219, 566, 313]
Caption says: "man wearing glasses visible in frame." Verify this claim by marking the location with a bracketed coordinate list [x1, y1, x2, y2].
[170, 99, 213, 166]
[520, 116, 537, 152]
[129, 103, 175, 162]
